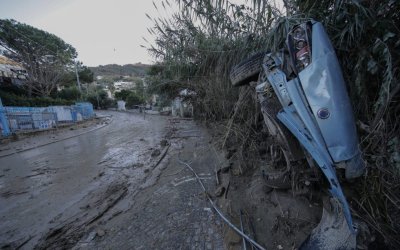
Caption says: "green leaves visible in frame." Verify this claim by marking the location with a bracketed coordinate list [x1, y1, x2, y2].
[0, 19, 79, 96]
[0, 19, 77, 64]
[146, 1, 400, 247]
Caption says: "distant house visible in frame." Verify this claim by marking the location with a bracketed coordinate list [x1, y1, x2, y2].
[172, 89, 195, 117]
[103, 85, 113, 99]
[117, 100, 126, 111]
[113, 81, 136, 92]
[0, 55, 28, 85]
[151, 94, 159, 106]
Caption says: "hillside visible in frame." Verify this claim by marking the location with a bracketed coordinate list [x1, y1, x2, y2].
[89, 63, 151, 77]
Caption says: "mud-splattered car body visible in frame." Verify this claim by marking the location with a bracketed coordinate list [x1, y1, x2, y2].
[230, 20, 365, 249]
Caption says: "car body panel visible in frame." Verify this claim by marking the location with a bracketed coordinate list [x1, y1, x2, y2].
[297, 22, 360, 163]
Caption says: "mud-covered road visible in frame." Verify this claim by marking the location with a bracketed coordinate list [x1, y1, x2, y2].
[0, 111, 224, 249]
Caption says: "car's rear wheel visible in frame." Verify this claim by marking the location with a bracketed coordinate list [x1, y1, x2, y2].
[230, 52, 266, 86]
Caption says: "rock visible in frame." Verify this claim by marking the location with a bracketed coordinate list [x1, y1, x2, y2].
[199, 192, 209, 200]
[80, 204, 90, 210]
[160, 139, 168, 147]
[139, 138, 145, 141]
[96, 228, 105, 237]
[232, 168, 241, 176]
[258, 143, 269, 156]
[144, 168, 150, 173]
[214, 186, 225, 197]
[220, 162, 232, 173]
[225, 149, 236, 159]
[225, 228, 241, 244]
[86, 231, 96, 241]
[263, 185, 273, 194]
[132, 163, 144, 168]
[151, 149, 161, 157]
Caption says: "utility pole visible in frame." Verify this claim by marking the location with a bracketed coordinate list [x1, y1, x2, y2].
[95, 87, 100, 109]
[75, 61, 82, 94]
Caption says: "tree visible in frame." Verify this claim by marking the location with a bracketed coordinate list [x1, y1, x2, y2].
[77, 64, 94, 83]
[114, 89, 132, 101]
[58, 86, 80, 100]
[126, 92, 144, 108]
[0, 19, 77, 97]
[86, 90, 114, 109]
[134, 78, 145, 98]
[58, 64, 94, 91]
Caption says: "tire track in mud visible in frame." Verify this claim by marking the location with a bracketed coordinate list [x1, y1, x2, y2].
[33, 143, 171, 249]
[88, 118, 225, 249]
[34, 182, 128, 249]
[0, 112, 170, 249]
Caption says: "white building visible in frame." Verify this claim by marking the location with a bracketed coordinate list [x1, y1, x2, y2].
[0, 55, 28, 85]
[117, 100, 126, 111]
[171, 89, 195, 117]
[113, 81, 136, 92]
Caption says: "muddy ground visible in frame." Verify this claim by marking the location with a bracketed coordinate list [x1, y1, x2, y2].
[0, 110, 323, 249]
[0, 111, 225, 249]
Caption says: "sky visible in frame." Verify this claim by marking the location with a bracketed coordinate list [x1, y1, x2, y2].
[0, 0, 173, 66]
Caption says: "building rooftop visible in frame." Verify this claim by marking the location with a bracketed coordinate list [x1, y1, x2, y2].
[0, 55, 22, 67]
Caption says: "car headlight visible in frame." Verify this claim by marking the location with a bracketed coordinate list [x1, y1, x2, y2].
[287, 23, 312, 73]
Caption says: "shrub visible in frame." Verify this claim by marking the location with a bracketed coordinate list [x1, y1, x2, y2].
[126, 92, 144, 108]
[0, 90, 73, 107]
[58, 86, 81, 100]
[85, 90, 115, 109]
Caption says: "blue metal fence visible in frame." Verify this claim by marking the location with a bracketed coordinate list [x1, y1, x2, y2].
[5, 109, 57, 131]
[0, 98, 10, 136]
[0, 99, 94, 137]
[73, 102, 94, 119]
